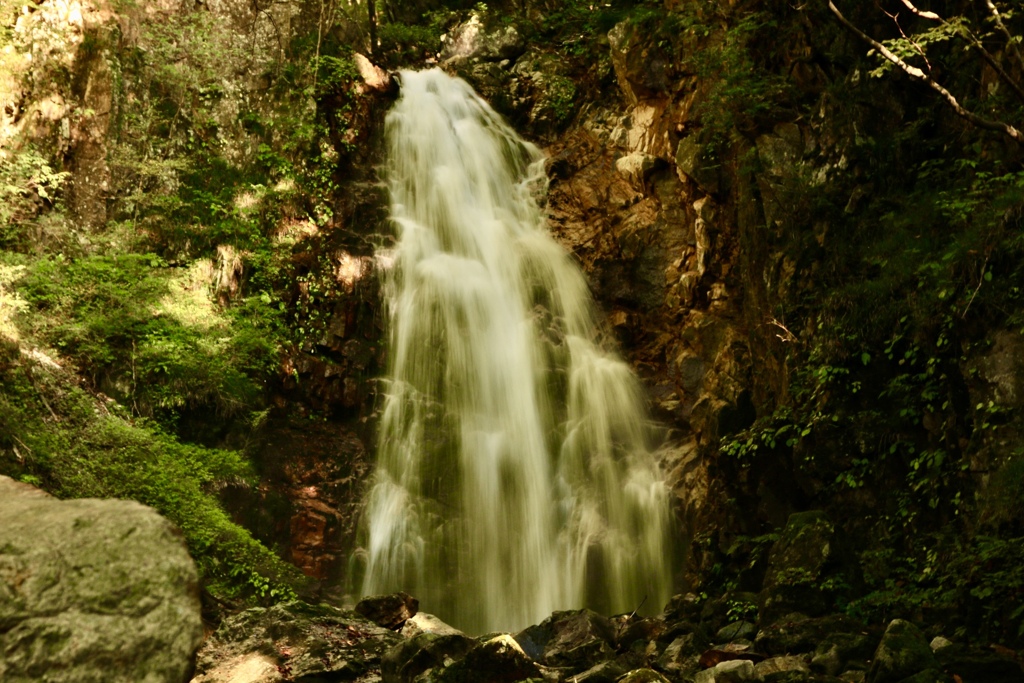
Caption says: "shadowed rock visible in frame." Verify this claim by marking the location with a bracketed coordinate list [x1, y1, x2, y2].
[357, 591, 420, 630]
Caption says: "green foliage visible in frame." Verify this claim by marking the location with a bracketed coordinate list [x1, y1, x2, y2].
[537, 0, 632, 56]
[684, 10, 793, 141]
[0, 147, 70, 247]
[0, 0, 380, 613]
[377, 22, 441, 67]
[851, 534, 1024, 643]
[867, 17, 968, 79]
[544, 75, 577, 125]
[726, 597, 758, 622]
[17, 254, 281, 429]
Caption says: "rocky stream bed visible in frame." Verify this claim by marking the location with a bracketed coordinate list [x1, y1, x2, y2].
[190, 594, 1024, 683]
[190, 509, 1024, 683]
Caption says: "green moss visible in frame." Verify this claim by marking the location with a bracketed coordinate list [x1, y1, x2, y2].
[0, 352, 301, 603]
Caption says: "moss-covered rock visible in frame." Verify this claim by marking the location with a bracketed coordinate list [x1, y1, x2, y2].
[867, 620, 940, 683]
[0, 476, 203, 683]
[760, 511, 859, 624]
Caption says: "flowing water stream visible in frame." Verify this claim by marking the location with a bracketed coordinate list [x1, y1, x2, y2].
[359, 68, 673, 634]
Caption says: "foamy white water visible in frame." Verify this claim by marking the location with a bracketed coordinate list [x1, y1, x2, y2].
[359, 68, 672, 634]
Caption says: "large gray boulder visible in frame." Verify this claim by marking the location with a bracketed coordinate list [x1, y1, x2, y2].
[513, 608, 616, 670]
[0, 476, 204, 683]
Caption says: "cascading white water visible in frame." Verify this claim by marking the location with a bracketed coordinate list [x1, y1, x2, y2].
[359, 68, 673, 634]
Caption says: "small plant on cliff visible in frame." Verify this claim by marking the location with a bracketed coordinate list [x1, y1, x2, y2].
[0, 147, 70, 247]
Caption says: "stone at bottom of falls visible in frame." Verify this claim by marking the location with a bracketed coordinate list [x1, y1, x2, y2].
[694, 659, 756, 683]
[435, 634, 542, 683]
[0, 476, 203, 683]
[192, 601, 402, 683]
[867, 619, 939, 683]
[513, 608, 616, 668]
[753, 655, 811, 678]
[618, 668, 672, 683]
[571, 659, 631, 682]
[356, 591, 420, 630]
[401, 612, 464, 638]
[382, 632, 477, 683]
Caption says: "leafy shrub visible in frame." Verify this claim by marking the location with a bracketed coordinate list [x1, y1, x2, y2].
[0, 147, 69, 247]
[377, 22, 441, 67]
[19, 254, 281, 429]
[851, 535, 1024, 645]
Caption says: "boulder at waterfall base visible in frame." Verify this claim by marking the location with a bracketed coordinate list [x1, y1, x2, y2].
[0, 476, 203, 683]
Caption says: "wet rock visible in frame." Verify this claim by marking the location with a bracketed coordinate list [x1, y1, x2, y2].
[574, 659, 631, 682]
[756, 655, 813, 678]
[620, 668, 672, 683]
[697, 593, 752, 635]
[192, 601, 401, 683]
[227, 415, 376, 586]
[717, 621, 758, 643]
[381, 631, 477, 683]
[756, 614, 873, 657]
[676, 133, 722, 195]
[509, 50, 578, 135]
[0, 476, 203, 683]
[755, 123, 806, 228]
[356, 591, 419, 630]
[700, 644, 763, 669]
[354, 52, 395, 93]
[513, 609, 615, 669]
[811, 634, 875, 677]
[696, 658, 756, 682]
[663, 593, 706, 624]
[896, 671, 949, 683]
[433, 634, 541, 683]
[616, 152, 661, 187]
[969, 329, 1024, 407]
[866, 620, 940, 683]
[932, 642, 1024, 683]
[440, 14, 525, 63]
[658, 632, 709, 678]
[401, 612, 464, 638]
[607, 20, 670, 105]
[615, 616, 667, 648]
[760, 674, 842, 683]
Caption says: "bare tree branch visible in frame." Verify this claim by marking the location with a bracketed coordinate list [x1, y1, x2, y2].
[983, 0, 1024, 74]
[829, 1, 1024, 144]
[966, 34, 1024, 105]
[884, 6, 933, 71]
[898, 0, 1024, 105]
[899, 0, 940, 21]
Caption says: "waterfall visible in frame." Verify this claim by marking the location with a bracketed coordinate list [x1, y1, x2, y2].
[359, 68, 673, 634]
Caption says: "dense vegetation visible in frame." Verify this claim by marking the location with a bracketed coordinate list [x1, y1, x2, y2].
[2, 0, 1024, 645]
